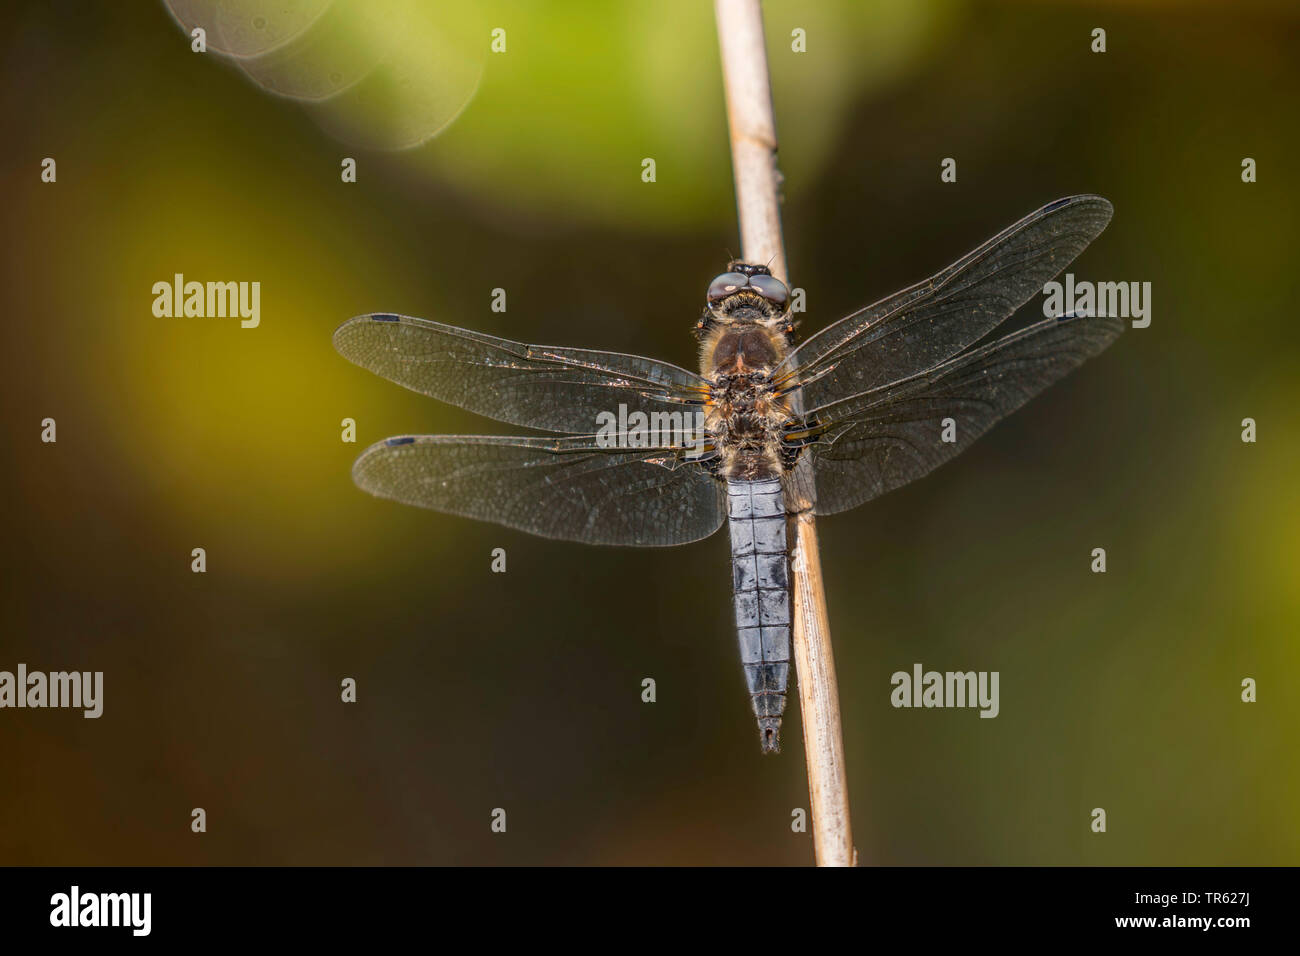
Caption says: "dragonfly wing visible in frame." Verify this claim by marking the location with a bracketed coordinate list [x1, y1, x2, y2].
[334, 313, 707, 434]
[351, 434, 726, 547]
[805, 313, 1125, 516]
[787, 196, 1114, 411]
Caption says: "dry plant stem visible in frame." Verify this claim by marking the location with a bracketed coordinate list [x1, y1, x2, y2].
[714, 0, 856, 867]
[788, 511, 855, 866]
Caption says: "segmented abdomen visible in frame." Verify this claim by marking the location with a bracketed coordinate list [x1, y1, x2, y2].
[727, 476, 790, 753]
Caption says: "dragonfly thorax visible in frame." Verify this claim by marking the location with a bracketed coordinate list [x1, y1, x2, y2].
[701, 322, 793, 480]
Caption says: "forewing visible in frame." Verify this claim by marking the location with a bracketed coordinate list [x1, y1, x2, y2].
[334, 313, 707, 434]
[807, 314, 1125, 515]
[351, 434, 726, 547]
[787, 196, 1114, 412]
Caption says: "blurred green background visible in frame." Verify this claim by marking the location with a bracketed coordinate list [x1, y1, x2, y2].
[1, 0, 1296, 865]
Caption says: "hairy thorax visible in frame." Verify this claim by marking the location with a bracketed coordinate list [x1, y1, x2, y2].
[700, 319, 793, 480]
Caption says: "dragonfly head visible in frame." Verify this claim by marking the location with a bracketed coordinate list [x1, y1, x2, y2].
[695, 262, 792, 339]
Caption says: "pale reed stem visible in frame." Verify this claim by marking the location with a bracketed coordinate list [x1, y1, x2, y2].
[713, 0, 856, 867]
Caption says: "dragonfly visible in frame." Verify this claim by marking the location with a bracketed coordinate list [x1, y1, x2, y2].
[334, 195, 1122, 754]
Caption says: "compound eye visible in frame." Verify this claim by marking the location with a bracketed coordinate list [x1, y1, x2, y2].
[748, 273, 789, 308]
[707, 272, 750, 303]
